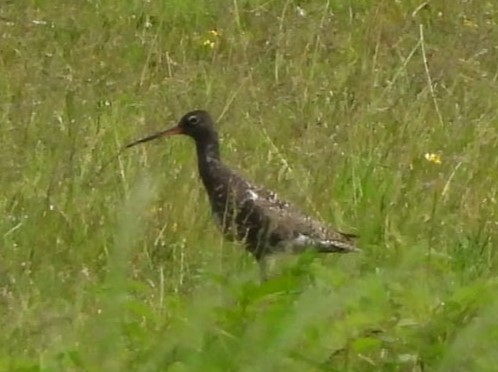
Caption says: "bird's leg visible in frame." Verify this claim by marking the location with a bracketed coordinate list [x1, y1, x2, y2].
[258, 257, 268, 283]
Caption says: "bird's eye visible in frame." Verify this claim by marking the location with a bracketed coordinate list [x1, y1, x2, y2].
[188, 115, 199, 125]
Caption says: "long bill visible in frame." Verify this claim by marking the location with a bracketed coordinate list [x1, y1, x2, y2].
[125, 126, 183, 148]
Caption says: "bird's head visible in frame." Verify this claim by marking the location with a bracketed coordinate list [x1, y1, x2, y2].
[126, 110, 216, 148]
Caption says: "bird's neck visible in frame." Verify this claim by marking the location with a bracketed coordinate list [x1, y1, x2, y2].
[195, 133, 220, 164]
[195, 134, 223, 189]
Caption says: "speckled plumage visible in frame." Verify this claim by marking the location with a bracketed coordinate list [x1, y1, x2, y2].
[126, 110, 359, 278]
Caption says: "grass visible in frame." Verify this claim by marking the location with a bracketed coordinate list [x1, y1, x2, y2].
[1, 0, 498, 370]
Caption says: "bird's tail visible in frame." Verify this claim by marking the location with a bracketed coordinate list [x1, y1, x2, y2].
[287, 233, 360, 254]
[315, 237, 360, 254]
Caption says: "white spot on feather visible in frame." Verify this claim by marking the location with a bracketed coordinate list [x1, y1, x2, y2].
[205, 144, 218, 164]
[294, 233, 311, 246]
[247, 189, 259, 200]
[239, 188, 261, 205]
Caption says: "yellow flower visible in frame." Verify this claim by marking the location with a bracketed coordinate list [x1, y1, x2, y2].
[463, 18, 478, 29]
[203, 39, 215, 48]
[209, 29, 221, 37]
[201, 29, 221, 49]
[424, 153, 442, 165]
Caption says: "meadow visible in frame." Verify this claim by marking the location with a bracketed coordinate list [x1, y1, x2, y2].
[1, 0, 498, 370]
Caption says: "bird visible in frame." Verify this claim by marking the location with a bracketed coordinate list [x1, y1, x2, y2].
[126, 110, 359, 280]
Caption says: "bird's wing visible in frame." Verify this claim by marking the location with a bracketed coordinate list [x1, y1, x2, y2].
[236, 182, 359, 254]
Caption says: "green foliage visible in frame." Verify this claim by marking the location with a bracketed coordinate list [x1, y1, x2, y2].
[1, 0, 498, 370]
